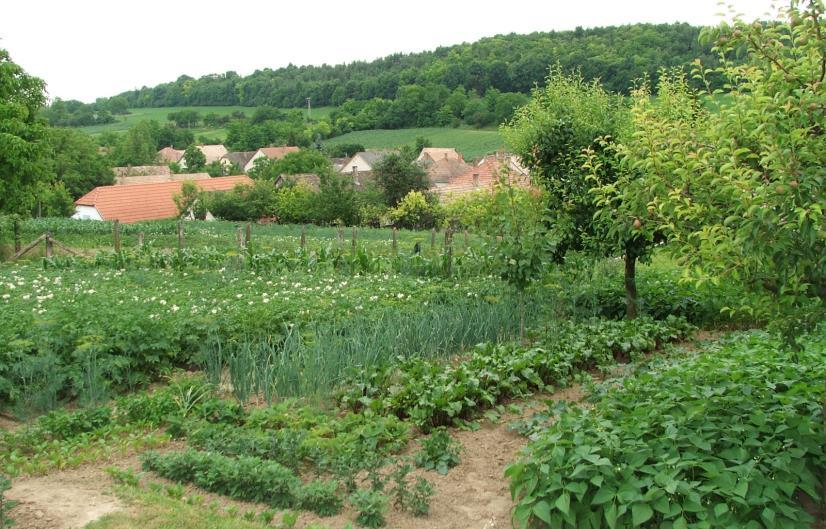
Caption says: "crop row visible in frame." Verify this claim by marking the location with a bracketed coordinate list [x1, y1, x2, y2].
[338, 316, 695, 428]
[142, 449, 342, 515]
[0, 264, 511, 413]
[507, 329, 826, 529]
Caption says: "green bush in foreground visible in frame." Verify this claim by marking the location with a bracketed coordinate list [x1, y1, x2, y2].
[506, 330, 826, 529]
[141, 449, 300, 508]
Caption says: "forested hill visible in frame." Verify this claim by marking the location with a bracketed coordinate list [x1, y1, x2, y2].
[114, 23, 715, 108]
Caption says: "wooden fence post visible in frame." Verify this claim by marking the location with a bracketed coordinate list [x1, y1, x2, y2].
[337, 226, 344, 248]
[351, 226, 357, 253]
[430, 227, 436, 251]
[300, 224, 306, 251]
[177, 220, 185, 250]
[13, 218, 21, 253]
[45, 232, 53, 258]
[391, 227, 397, 255]
[113, 220, 121, 253]
[444, 229, 453, 276]
[236, 226, 244, 250]
[464, 229, 469, 249]
[137, 231, 144, 248]
[245, 223, 251, 248]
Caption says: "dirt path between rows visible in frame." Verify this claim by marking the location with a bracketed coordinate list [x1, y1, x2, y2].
[297, 384, 586, 529]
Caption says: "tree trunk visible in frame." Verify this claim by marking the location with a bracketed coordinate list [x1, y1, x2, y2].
[624, 244, 638, 320]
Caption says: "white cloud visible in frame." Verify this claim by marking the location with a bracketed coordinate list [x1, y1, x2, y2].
[0, 0, 778, 102]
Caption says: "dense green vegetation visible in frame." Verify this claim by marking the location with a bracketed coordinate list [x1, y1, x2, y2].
[108, 24, 715, 108]
[507, 329, 826, 529]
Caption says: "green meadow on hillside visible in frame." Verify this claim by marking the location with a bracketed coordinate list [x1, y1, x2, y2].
[323, 127, 504, 160]
[79, 106, 336, 138]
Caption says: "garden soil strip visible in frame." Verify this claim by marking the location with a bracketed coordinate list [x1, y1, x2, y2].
[6, 465, 123, 529]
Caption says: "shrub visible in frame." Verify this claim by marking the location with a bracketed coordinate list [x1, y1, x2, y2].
[298, 480, 343, 517]
[388, 191, 443, 230]
[348, 489, 388, 528]
[414, 428, 461, 475]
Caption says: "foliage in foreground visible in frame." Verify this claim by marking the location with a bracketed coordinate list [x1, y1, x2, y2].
[507, 330, 826, 529]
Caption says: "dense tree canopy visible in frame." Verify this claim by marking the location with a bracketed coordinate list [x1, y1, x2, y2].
[46, 127, 113, 198]
[0, 49, 57, 214]
[614, 3, 826, 344]
[106, 24, 716, 109]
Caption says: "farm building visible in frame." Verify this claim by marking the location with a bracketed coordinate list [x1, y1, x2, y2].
[72, 175, 253, 223]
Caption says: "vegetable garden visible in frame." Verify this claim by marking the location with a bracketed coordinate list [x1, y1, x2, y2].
[1, 3, 825, 528]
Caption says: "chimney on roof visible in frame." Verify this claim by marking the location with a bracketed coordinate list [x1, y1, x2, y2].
[473, 173, 480, 187]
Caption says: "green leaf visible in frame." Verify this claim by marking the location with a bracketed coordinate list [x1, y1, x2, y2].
[604, 502, 618, 529]
[732, 480, 748, 498]
[555, 492, 571, 515]
[533, 500, 552, 524]
[592, 487, 615, 505]
[631, 503, 653, 526]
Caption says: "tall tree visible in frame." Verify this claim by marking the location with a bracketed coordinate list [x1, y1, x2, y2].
[47, 128, 113, 198]
[373, 151, 429, 206]
[616, 3, 826, 346]
[0, 49, 52, 214]
[183, 145, 206, 171]
[503, 66, 651, 319]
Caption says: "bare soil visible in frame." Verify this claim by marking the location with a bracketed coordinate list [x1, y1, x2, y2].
[6, 466, 123, 529]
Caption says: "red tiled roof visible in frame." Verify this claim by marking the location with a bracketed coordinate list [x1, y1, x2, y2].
[259, 146, 300, 159]
[433, 155, 532, 198]
[75, 175, 253, 223]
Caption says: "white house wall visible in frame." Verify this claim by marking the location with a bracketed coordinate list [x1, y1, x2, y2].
[340, 154, 371, 174]
[72, 205, 103, 221]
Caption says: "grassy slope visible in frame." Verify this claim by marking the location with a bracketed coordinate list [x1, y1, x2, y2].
[323, 127, 505, 160]
[79, 106, 337, 139]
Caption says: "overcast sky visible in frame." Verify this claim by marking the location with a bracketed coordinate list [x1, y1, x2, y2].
[2, 0, 779, 103]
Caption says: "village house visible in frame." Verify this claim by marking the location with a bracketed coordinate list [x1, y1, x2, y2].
[416, 147, 464, 164]
[178, 144, 229, 169]
[431, 154, 532, 199]
[156, 146, 185, 164]
[416, 148, 471, 187]
[339, 150, 393, 175]
[244, 146, 300, 173]
[220, 151, 257, 173]
[72, 175, 253, 223]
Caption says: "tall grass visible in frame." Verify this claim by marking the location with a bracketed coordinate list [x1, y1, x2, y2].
[202, 295, 539, 402]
